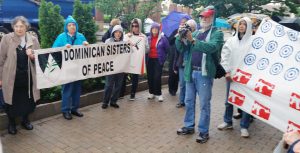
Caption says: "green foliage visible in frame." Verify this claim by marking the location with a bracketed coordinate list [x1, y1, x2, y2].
[96, 0, 161, 32]
[38, 0, 64, 48]
[40, 86, 62, 103]
[174, 0, 300, 18]
[73, 0, 98, 44]
[95, 0, 122, 20]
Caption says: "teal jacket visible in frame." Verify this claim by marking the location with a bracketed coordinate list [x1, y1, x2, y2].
[52, 16, 87, 47]
[175, 27, 224, 82]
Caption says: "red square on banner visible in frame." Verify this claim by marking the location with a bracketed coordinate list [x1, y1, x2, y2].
[287, 121, 300, 132]
[251, 101, 271, 120]
[254, 79, 275, 97]
[290, 93, 300, 111]
[228, 90, 245, 106]
[233, 69, 252, 84]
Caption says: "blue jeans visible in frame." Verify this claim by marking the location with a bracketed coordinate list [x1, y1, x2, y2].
[61, 81, 81, 113]
[223, 81, 251, 129]
[178, 67, 186, 104]
[184, 70, 213, 135]
[0, 89, 4, 109]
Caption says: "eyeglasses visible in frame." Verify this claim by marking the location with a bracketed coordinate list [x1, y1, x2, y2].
[132, 25, 139, 28]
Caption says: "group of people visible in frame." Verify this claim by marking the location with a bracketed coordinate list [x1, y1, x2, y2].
[0, 5, 299, 153]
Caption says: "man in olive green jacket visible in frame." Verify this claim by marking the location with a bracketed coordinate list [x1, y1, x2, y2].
[175, 6, 224, 144]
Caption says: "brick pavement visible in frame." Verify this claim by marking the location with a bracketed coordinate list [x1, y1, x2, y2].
[0, 79, 282, 153]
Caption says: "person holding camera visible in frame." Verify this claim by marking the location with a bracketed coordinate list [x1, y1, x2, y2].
[173, 19, 197, 108]
[175, 6, 224, 144]
[217, 17, 253, 138]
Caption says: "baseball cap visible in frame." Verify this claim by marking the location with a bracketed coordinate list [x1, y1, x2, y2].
[199, 9, 215, 17]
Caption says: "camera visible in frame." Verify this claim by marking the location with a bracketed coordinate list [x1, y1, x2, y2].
[178, 23, 192, 39]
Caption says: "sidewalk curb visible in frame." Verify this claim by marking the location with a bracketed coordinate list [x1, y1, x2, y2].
[0, 76, 169, 131]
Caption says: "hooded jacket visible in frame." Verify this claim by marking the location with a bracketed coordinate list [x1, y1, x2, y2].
[52, 16, 87, 48]
[147, 22, 169, 65]
[105, 25, 124, 43]
[124, 18, 149, 53]
[220, 17, 253, 75]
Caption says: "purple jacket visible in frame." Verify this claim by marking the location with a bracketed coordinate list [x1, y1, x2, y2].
[148, 22, 170, 65]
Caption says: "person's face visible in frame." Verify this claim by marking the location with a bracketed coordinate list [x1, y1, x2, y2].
[67, 23, 76, 35]
[238, 20, 247, 33]
[180, 18, 187, 26]
[199, 16, 213, 28]
[132, 23, 139, 33]
[13, 21, 27, 37]
[114, 31, 122, 40]
[151, 28, 159, 36]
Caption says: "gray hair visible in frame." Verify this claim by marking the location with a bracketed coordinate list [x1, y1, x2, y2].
[11, 16, 30, 30]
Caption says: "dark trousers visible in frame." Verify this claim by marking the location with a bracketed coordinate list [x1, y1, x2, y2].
[0, 89, 4, 109]
[147, 58, 163, 95]
[103, 73, 124, 104]
[168, 45, 179, 94]
[120, 73, 139, 97]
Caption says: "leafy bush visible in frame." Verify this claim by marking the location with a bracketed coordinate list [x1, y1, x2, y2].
[73, 0, 98, 44]
[38, 0, 64, 48]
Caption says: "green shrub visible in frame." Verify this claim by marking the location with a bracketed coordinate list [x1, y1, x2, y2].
[38, 0, 64, 48]
[73, 0, 98, 44]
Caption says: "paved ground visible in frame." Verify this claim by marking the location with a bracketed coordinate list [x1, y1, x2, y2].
[0, 79, 282, 153]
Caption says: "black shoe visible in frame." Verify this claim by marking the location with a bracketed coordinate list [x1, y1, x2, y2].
[129, 94, 135, 101]
[102, 104, 108, 109]
[176, 103, 185, 108]
[71, 111, 83, 117]
[21, 121, 33, 130]
[169, 91, 176, 96]
[8, 124, 17, 135]
[110, 103, 119, 108]
[233, 113, 242, 119]
[177, 127, 195, 135]
[196, 133, 209, 143]
[62, 112, 72, 120]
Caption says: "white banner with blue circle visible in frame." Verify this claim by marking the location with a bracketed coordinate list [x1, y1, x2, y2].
[230, 18, 300, 132]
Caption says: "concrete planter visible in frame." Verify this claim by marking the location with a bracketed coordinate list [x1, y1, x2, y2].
[0, 76, 169, 130]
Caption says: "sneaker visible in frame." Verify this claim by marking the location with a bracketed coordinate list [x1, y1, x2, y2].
[110, 103, 119, 108]
[196, 133, 209, 143]
[233, 113, 242, 119]
[147, 94, 155, 99]
[129, 94, 135, 101]
[158, 95, 163, 102]
[177, 127, 194, 135]
[217, 122, 233, 130]
[241, 128, 249, 138]
[176, 103, 185, 108]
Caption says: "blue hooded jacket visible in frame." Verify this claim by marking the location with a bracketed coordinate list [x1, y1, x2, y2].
[52, 16, 87, 48]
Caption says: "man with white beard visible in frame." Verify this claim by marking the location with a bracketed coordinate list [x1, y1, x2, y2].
[175, 6, 224, 144]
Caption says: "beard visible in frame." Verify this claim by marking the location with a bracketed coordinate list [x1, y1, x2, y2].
[200, 21, 212, 29]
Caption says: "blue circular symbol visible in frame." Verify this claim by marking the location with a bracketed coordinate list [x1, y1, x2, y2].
[270, 63, 283, 75]
[257, 58, 269, 70]
[261, 21, 272, 33]
[284, 68, 299, 81]
[279, 45, 293, 58]
[274, 25, 285, 37]
[252, 37, 264, 49]
[287, 30, 299, 41]
[265, 41, 278, 53]
[296, 51, 300, 62]
[244, 53, 256, 65]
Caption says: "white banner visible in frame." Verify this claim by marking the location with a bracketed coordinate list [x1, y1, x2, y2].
[34, 42, 145, 89]
[230, 19, 300, 132]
